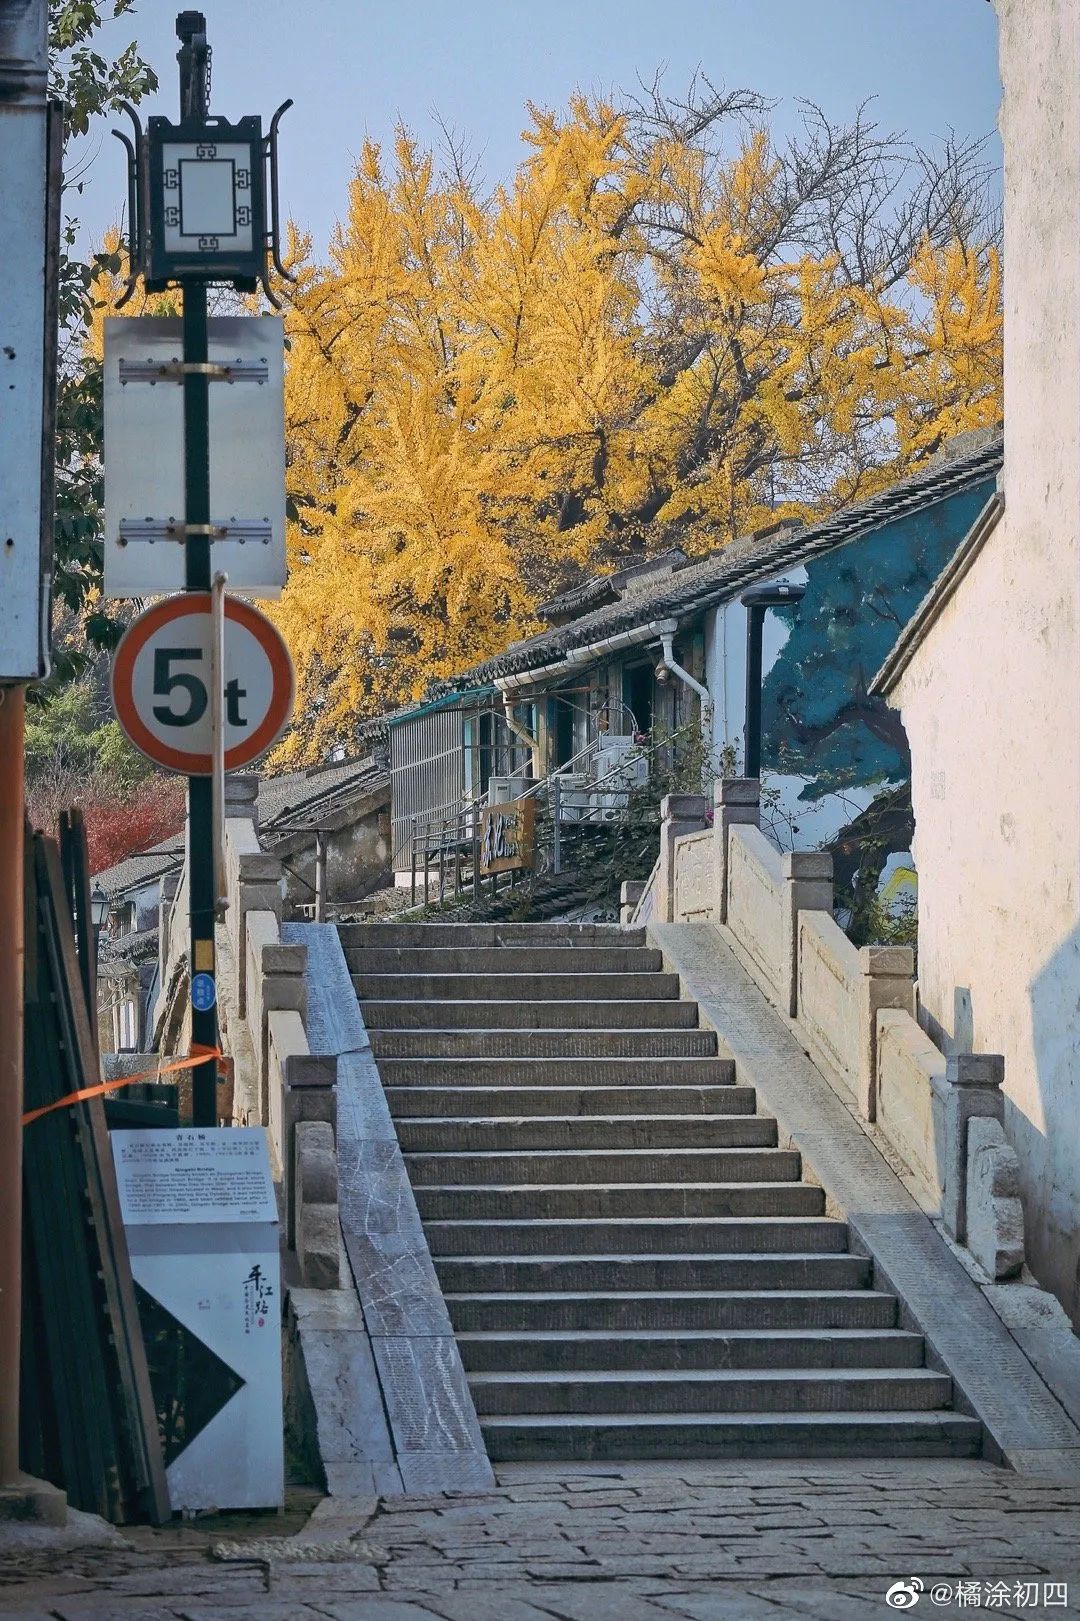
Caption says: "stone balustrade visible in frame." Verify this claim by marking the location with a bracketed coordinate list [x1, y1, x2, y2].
[660, 779, 1024, 1280]
[797, 916, 914, 1117]
[671, 829, 714, 923]
[222, 813, 339, 1289]
[655, 793, 709, 925]
[875, 1007, 948, 1211]
[725, 823, 787, 1004]
[620, 878, 647, 925]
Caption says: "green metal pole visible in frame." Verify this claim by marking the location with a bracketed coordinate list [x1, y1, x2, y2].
[183, 283, 218, 1126]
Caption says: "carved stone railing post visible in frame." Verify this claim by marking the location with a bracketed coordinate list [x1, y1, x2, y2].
[255, 937, 307, 1125]
[233, 850, 283, 1016]
[282, 1051, 337, 1250]
[782, 850, 833, 1018]
[940, 1052, 1006, 1244]
[294, 1119, 341, 1289]
[223, 771, 260, 826]
[620, 880, 645, 925]
[656, 793, 708, 922]
[713, 778, 760, 924]
[855, 946, 915, 1121]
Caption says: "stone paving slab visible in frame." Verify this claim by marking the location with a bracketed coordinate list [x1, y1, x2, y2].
[1, 1463, 1079, 1619]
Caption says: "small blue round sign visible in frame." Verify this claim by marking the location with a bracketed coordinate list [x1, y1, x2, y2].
[191, 972, 217, 1012]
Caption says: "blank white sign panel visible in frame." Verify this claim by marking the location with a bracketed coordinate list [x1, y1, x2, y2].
[103, 315, 286, 599]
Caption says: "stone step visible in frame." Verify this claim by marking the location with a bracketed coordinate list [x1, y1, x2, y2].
[347, 919, 978, 1462]
[354, 972, 681, 1003]
[433, 1253, 871, 1293]
[386, 1085, 758, 1119]
[445, 1289, 900, 1333]
[362, 999, 700, 1031]
[423, 1216, 849, 1256]
[404, 1147, 802, 1186]
[346, 946, 664, 975]
[371, 1029, 718, 1059]
[379, 1057, 737, 1086]
[340, 923, 647, 949]
[468, 1367, 953, 1416]
[395, 1114, 777, 1153]
[456, 1328, 926, 1373]
[478, 1411, 984, 1461]
[414, 1182, 827, 1220]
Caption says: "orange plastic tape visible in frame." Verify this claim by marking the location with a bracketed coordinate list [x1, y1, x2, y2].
[21, 1045, 229, 1128]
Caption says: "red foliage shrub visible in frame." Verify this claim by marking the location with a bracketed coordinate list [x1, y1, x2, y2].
[28, 774, 186, 873]
[82, 777, 186, 872]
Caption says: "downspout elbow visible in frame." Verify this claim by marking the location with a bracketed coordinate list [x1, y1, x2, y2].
[501, 693, 537, 751]
[661, 631, 714, 727]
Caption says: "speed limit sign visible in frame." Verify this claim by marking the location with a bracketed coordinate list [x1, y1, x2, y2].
[111, 594, 294, 775]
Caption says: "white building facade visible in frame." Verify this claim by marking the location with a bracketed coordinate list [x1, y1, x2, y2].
[876, 0, 1080, 1320]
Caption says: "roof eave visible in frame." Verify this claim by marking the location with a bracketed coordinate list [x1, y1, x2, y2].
[871, 485, 1006, 699]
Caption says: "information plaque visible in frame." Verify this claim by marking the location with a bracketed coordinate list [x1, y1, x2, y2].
[112, 1127, 283, 1513]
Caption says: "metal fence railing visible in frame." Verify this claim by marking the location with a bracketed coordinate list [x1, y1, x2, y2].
[404, 723, 698, 911]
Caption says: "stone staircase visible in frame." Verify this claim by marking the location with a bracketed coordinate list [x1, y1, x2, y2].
[342, 920, 983, 1462]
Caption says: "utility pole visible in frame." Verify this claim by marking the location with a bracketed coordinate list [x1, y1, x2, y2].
[176, 12, 218, 1127]
[0, 0, 61, 1511]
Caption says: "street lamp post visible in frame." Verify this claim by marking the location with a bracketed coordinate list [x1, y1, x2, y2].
[90, 885, 109, 939]
[740, 581, 807, 780]
[112, 12, 292, 1125]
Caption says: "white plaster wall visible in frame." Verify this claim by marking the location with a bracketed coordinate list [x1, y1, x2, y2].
[896, 0, 1080, 1317]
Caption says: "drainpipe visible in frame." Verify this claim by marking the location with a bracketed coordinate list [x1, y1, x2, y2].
[496, 622, 676, 777]
[564, 621, 674, 667]
[501, 694, 537, 752]
[660, 626, 714, 736]
[495, 617, 701, 772]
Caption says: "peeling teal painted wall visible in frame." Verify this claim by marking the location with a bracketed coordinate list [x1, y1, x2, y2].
[760, 481, 996, 800]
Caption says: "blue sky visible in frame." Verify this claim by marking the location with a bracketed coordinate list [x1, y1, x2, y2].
[75, 0, 1001, 258]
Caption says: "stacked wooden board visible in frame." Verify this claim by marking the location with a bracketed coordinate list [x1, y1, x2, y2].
[20, 811, 169, 1523]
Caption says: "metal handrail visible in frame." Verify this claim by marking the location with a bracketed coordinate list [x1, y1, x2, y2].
[401, 713, 705, 914]
[524, 720, 696, 812]
[407, 720, 699, 902]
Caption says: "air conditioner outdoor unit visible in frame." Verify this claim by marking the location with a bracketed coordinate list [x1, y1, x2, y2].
[486, 777, 525, 805]
[595, 738, 648, 791]
[553, 773, 590, 822]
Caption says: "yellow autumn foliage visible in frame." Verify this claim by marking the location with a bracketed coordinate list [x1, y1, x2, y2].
[92, 93, 1002, 764]
[268, 95, 1001, 761]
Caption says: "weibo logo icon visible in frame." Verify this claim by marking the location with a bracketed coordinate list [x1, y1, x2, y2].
[885, 1578, 924, 1609]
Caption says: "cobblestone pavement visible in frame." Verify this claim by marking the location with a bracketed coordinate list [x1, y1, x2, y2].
[2, 1460, 1080, 1620]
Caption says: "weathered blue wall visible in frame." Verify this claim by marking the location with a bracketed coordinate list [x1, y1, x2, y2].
[760, 481, 996, 798]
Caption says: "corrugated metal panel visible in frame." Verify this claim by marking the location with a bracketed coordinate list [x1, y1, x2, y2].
[386, 684, 496, 728]
[390, 707, 465, 871]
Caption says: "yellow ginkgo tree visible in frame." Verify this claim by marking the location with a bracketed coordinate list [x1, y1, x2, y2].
[267, 83, 1002, 761]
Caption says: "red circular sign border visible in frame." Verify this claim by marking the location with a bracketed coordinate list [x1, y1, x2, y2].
[111, 594, 295, 775]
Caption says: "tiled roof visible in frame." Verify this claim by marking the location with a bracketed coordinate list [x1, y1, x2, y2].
[432, 429, 1003, 695]
[257, 755, 387, 831]
[94, 836, 185, 900]
[538, 548, 692, 625]
[94, 755, 389, 891]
